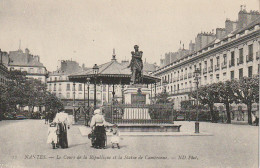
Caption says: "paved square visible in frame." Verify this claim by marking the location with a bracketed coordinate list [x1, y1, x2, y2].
[0, 120, 258, 168]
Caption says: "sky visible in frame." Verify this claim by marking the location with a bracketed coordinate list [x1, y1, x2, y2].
[0, 0, 259, 71]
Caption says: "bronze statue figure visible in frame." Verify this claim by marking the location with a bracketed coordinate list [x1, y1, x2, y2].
[128, 45, 143, 84]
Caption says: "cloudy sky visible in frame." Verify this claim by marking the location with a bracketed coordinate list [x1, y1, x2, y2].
[0, 0, 258, 71]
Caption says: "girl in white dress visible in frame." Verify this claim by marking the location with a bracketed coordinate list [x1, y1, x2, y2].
[110, 124, 120, 149]
[47, 122, 58, 149]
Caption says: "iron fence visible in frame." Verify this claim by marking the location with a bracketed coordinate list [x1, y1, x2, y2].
[103, 104, 174, 124]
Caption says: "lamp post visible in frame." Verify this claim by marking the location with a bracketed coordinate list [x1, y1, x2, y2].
[194, 68, 201, 133]
[93, 64, 99, 109]
[86, 77, 90, 126]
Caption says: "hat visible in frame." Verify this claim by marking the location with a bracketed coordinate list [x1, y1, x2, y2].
[94, 109, 101, 114]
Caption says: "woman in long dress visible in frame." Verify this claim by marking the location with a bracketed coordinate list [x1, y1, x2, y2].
[90, 109, 108, 149]
[53, 111, 71, 149]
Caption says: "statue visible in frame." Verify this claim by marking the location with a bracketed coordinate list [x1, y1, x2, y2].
[128, 45, 143, 84]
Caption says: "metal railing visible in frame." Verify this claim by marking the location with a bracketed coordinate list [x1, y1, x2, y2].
[103, 104, 174, 124]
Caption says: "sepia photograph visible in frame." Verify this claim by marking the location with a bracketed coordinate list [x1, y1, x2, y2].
[0, 0, 259, 168]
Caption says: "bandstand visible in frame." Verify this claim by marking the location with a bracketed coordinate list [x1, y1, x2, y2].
[68, 46, 181, 132]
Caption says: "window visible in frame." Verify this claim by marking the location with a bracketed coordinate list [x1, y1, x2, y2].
[59, 93, 61, 98]
[239, 48, 243, 64]
[210, 59, 213, 68]
[216, 57, 220, 67]
[239, 68, 243, 79]
[79, 84, 82, 91]
[223, 72, 226, 80]
[230, 51, 235, 66]
[248, 66, 253, 77]
[223, 54, 227, 65]
[55, 77, 57, 81]
[230, 71, 234, 80]
[248, 44, 253, 62]
[216, 74, 219, 81]
[67, 84, 70, 91]
[66, 92, 70, 99]
[54, 84, 56, 91]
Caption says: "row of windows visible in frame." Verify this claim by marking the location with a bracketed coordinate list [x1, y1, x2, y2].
[159, 44, 257, 85]
[155, 65, 259, 95]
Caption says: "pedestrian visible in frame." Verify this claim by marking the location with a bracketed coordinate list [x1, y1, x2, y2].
[110, 124, 120, 149]
[47, 122, 58, 149]
[90, 109, 108, 149]
[53, 111, 72, 149]
[45, 112, 49, 124]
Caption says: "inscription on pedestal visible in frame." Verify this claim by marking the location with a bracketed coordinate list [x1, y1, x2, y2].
[131, 94, 146, 104]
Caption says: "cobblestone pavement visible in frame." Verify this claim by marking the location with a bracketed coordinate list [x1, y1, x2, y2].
[0, 120, 258, 168]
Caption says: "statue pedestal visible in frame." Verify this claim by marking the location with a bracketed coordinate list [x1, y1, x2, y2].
[123, 85, 151, 119]
[124, 84, 151, 105]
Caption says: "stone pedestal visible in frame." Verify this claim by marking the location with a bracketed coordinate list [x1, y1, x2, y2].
[124, 84, 151, 105]
[123, 85, 151, 119]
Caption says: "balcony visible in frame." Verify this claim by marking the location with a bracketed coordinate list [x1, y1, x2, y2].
[221, 62, 227, 70]
[215, 65, 220, 71]
[246, 55, 253, 63]
[237, 58, 244, 65]
[203, 68, 207, 74]
[229, 60, 235, 68]
[208, 66, 213, 73]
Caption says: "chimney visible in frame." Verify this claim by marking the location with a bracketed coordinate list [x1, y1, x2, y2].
[112, 48, 116, 61]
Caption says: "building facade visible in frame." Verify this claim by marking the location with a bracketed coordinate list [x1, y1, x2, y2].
[152, 12, 260, 110]
[0, 52, 9, 85]
[47, 60, 102, 113]
[2, 48, 48, 83]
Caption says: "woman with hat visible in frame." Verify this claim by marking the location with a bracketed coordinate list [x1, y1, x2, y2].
[90, 108, 107, 149]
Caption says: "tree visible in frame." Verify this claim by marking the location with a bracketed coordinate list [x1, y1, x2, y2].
[215, 81, 237, 124]
[44, 92, 64, 112]
[232, 76, 259, 125]
[190, 83, 219, 122]
[155, 92, 172, 104]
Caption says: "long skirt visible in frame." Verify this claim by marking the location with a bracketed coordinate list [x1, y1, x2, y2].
[57, 123, 68, 148]
[93, 126, 106, 148]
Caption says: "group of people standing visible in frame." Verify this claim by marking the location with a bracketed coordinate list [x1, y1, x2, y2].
[47, 108, 120, 149]
[47, 111, 71, 149]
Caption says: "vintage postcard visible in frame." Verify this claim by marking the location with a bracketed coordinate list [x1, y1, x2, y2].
[0, 0, 259, 168]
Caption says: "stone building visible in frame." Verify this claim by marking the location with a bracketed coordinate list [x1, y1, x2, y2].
[151, 10, 260, 110]
[2, 48, 48, 83]
[0, 50, 9, 85]
[47, 60, 97, 113]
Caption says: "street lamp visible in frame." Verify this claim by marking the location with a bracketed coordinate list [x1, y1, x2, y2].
[93, 64, 99, 109]
[194, 68, 201, 133]
[85, 77, 90, 126]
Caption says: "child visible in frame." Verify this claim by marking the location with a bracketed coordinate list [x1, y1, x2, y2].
[47, 122, 58, 149]
[110, 124, 120, 149]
